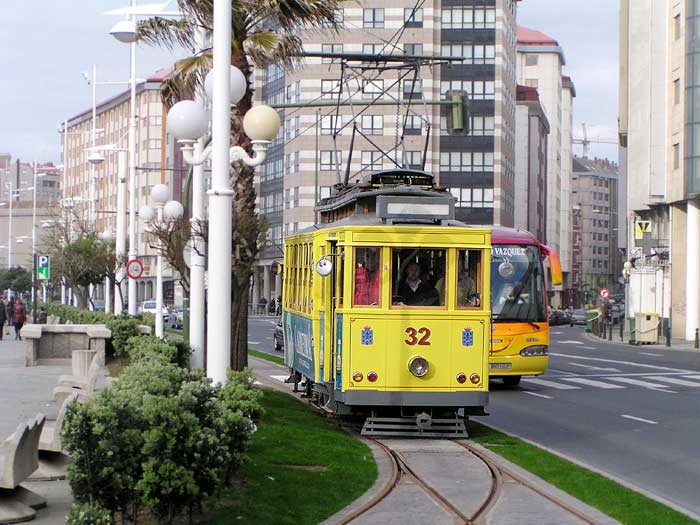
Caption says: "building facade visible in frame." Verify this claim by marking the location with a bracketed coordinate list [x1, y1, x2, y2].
[63, 67, 185, 306]
[253, 0, 520, 303]
[515, 26, 575, 305]
[619, 0, 699, 340]
[571, 156, 621, 306]
[514, 84, 548, 242]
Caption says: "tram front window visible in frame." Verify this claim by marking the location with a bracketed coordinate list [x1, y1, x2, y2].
[391, 248, 445, 306]
[491, 245, 547, 322]
[353, 247, 381, 306]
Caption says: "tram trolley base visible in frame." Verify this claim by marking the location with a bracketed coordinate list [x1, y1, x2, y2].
[361, 411, 468, 438]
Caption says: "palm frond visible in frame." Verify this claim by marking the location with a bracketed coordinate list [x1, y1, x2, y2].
[241, 0, 347, 33]
[159, 52, 213, 107]
[137, 17, 195, 51]
[244, 32, 304, 68]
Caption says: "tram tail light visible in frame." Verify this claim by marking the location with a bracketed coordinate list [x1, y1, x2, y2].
[520, 345, 548, 357]
[469, 373, 481, 384]
[353, 372, 363, 382]
[456, 373, 467, 384]
[367, 371, 378, 382]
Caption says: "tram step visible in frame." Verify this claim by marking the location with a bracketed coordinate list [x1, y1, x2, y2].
[361, 416, 468, 438]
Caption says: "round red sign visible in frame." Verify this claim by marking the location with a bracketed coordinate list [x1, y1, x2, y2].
[600, 288, 610, 299]
[126, 259, 144, 280]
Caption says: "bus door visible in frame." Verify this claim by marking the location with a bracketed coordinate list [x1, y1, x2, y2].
[328, 242, 344, 391]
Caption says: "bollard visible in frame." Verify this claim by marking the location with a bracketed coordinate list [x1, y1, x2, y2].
[666, 324, 671, 347]
[620, 319, 624, 342]
[608, 319, 613, 341]
[695, 328, 699, 350]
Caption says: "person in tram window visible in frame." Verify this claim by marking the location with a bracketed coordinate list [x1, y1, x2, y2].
[396, 261, 439, 306]
[354, 247, 381, 306]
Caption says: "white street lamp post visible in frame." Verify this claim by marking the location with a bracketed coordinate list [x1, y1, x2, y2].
[140, 184, 183, 338]
[168, 55, 280, 382]
[99, 229, 116, 314]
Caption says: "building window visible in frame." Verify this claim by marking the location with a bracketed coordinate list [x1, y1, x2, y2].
[362, 79, 384, 99]
[361, 115, 383, 135]
[448, 187, 494, 208]
[524, 78, 539, 89]
[441, 44, 495, 65]
[362, 43, 383, 56]
[320, 186, 333, 200]
[404, 43, 423, 57]
[321, 115, 342, 135]
[470, 116, 495, 136]
[265, 63, 284, 83]
[441, 80, 495, 100]
[525, 54, 539, 66]
[361, 151, 383, 171]
[440, 151, 494, 171]
[402, 151, 422, 169]
[674, 143, 680, 169]
[320, 150, 340, 171]
[321, 79, 341, 99]
[363, 8, 384, 28]
[405, 115, 423, 134]
[404, 8, 423, 27]
[674, 14, 681, 40]
[674, 79, 680, 105]
[441, 7, 496, 29]
[322, 43, 343, 63]
[403, 79, 423, 100]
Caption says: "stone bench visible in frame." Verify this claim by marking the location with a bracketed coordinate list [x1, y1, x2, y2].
[0, 415, 47, 524]
[60, 351, 101, 389]
[20, 324, 111, 367]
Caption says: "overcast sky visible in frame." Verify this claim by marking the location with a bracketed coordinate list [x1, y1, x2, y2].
[0, 1, 619, 164]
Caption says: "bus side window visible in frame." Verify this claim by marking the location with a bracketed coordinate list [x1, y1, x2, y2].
[457, 250, 481, 308]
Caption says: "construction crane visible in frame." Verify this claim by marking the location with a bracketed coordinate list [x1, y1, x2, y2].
[573, 123, 617, 158]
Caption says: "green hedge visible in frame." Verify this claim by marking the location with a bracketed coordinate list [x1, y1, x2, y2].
[39, 303, 156, 331]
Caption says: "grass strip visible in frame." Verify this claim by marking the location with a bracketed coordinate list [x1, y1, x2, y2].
[465, 420, 698, 525]
[249, 349, 285, 366]
[199, 389, 377, 524]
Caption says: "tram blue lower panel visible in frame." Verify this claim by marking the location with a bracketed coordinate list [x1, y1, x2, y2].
[283, 312, 314, 379]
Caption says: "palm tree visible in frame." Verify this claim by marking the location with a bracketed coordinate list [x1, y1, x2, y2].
[139, 0, 345, 370]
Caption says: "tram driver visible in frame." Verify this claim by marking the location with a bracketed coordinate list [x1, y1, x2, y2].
[395, 261, 440, 306]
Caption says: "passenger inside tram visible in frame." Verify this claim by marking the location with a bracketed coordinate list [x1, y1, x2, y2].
[392, 248, 443, 306]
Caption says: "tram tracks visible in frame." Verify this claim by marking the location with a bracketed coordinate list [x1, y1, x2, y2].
[336, 438, 605, 525]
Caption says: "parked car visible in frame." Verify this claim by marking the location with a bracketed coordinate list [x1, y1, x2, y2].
[548, 309, 569, 326]
[610, 303, 624, 325]
[139, 300, 169, 323]
[569, 308, 588, 325]
[274, 321, 284, 352]
[92, 299, 105, 312]
[169, 307, 183, 329]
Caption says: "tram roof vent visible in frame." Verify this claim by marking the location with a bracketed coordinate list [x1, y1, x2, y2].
[376, 195, 455, 224]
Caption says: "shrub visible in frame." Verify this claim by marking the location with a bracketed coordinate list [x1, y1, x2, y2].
[125, 335, 190, 367]
[105, 317, 142, 357]
[66, 502, 113, 525]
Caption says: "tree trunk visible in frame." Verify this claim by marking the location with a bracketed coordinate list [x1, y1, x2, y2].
[230, 278, 249, 371]
[75, 286, 89, 308]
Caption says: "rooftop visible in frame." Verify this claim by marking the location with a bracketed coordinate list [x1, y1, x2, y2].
[517, 26, 559, 46]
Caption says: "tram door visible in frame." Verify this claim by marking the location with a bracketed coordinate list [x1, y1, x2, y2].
[328, 242, 344, 389]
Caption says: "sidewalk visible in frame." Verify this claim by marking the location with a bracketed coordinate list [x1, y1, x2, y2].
[585, 327, 700, 351]
[0, 338, 73, 524]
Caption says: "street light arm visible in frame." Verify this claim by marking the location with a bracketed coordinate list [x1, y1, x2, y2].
[180, 142, 213, 166]
[230, 141, 271, 168]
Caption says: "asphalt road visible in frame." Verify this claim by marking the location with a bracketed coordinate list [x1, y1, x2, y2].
[247, 317, 700, 519]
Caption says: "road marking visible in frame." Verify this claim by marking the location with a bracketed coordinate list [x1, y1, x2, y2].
[524, 391, 554, 399]
[641, 353, 663, 357]
[560, 377, 626, 389]
[550, 353, 694, 373]
[684, 375, 700, 380]
[568, 363, 621, 372]
[621, 414, 658, 425]
[606, 377, 674, 389]
[648, 376, 700, 387]
[550, 331, 563, 335]
[582, 346, 597, 350]
[558, 340, 584, 345]
[249, 341, 260, 345]
[523, 378, 580, 390]
[548, 368, 577, 376]
[271, 375, 289, 383]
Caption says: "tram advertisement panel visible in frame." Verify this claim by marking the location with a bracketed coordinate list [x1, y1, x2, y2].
[283, 312, 315, 379]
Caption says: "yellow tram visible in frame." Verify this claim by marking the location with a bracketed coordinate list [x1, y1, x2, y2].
[281, 170, 491, 435]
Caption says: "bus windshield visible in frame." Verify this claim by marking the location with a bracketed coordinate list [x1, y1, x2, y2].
[491, 245, 547, 323]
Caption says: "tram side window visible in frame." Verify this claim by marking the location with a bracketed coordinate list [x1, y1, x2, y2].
[353, 247, 381, 306]
[391, 248, 445, 307]
[456, 250, 482, 308]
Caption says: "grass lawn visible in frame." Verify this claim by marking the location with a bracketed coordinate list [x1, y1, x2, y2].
[199, 389, 377, 524]
[249, 349, 285, 366]
[465, 420, 698, 525]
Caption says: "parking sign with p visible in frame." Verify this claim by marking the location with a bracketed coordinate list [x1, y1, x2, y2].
[37, 255, 50, 280]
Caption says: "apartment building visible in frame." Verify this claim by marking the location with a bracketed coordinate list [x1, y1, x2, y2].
[253, 0, 519, 303]
[571, 156, 620, 305]
[63, 67, 185, 305]
[619, 0, 699, 340]
[515, 26, 575, 305]
[514, 84, 548, 242]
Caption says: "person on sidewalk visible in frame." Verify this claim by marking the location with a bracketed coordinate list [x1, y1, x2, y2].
[0, 294, 8, 340]
[12, 298, 27, 341]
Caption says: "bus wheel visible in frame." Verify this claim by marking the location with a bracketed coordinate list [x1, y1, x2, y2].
[503, 376, 521, 386]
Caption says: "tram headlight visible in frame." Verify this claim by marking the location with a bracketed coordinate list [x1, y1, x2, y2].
[520, 345, 549, 357]
[408, 356, 429, 378]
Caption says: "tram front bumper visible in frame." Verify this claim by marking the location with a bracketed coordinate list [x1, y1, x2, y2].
[335, 390, 488, 408]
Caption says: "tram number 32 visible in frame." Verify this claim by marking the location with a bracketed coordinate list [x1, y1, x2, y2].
[405, 327, 431, 346]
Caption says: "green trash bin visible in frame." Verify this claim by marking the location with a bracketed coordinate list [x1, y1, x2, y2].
[628, 317, 636, 345]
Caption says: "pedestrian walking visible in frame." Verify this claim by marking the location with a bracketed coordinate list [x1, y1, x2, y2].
[0, 294, 8, 340]
[6, 293, 14, 332]
[12, 298, 27, 341]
